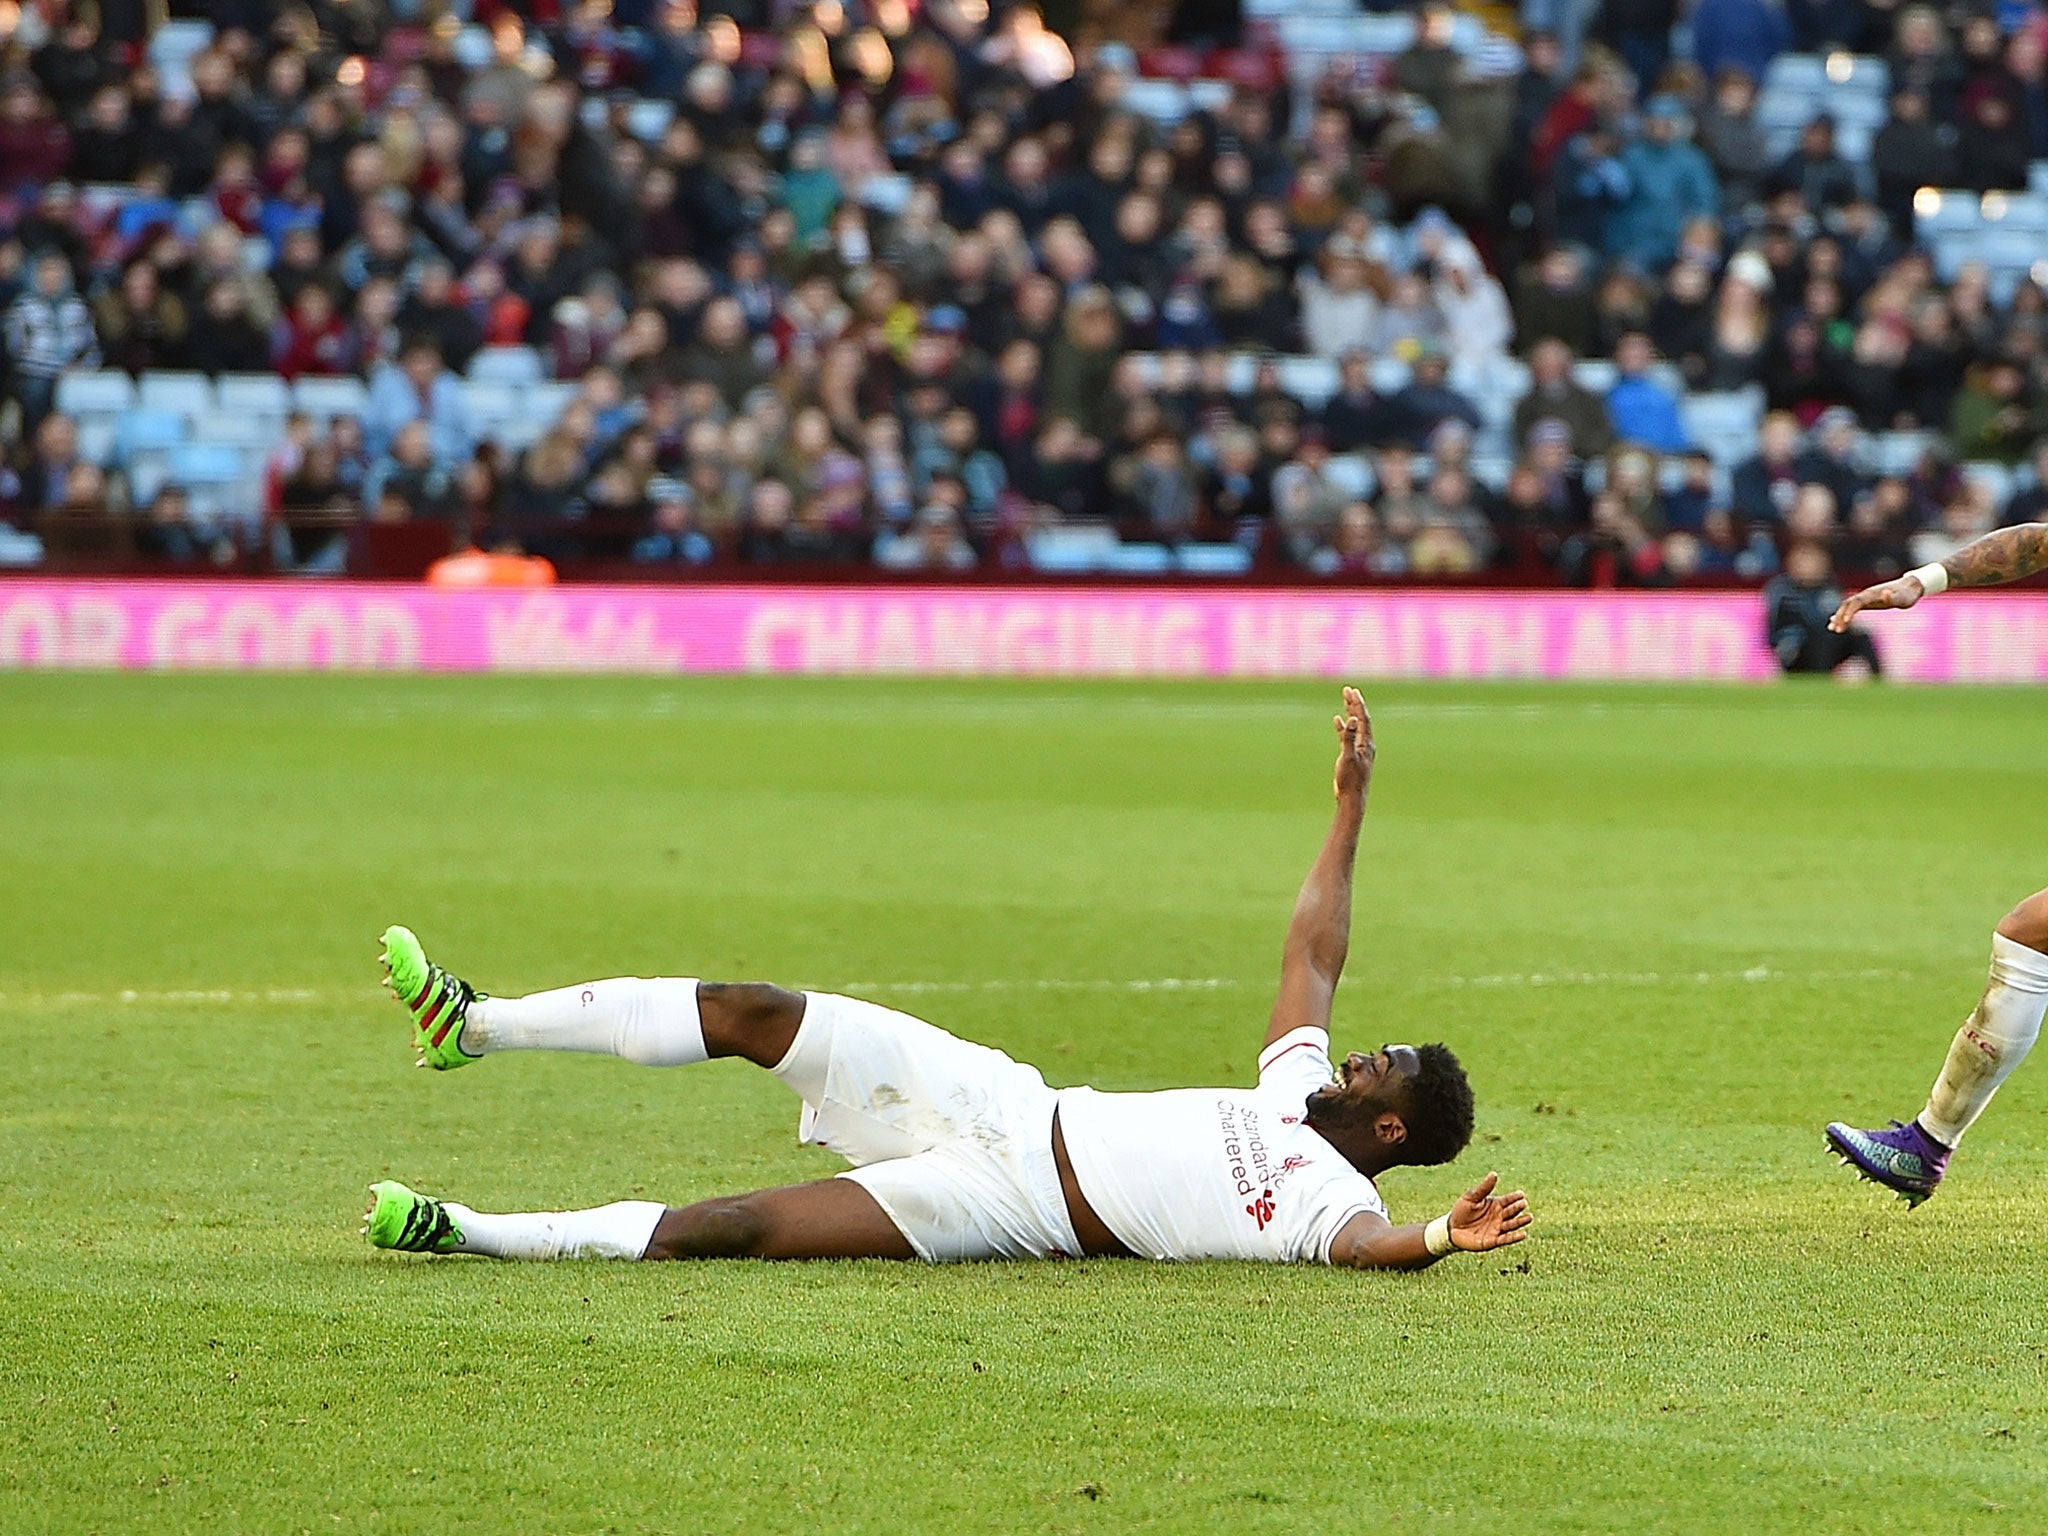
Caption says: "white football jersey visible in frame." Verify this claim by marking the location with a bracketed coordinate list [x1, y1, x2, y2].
[1056, 1026, 1387, 1263]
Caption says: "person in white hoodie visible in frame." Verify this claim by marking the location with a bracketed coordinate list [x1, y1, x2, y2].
[1432, 247, 1515, 373]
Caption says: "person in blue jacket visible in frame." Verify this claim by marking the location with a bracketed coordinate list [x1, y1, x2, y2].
[1606, 95, 1720, 272]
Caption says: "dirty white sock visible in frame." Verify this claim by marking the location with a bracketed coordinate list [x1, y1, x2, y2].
[1920, 933, 2048, 1146]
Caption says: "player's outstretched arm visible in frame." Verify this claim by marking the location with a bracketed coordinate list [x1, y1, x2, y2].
[1327, 1173, 1532, 1272]
[1262, 687, 1375, 1051]
[1830, 522, 2048, 631]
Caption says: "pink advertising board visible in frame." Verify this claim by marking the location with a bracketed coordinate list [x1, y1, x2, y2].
[1, 579, 2045, 681]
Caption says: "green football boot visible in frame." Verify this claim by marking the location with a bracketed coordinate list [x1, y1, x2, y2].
[362, 1180, 464, 1254]
[380, 924, 483, 1069]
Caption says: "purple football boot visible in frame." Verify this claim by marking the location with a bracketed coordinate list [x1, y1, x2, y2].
[1824, 1118, 1952, 1207]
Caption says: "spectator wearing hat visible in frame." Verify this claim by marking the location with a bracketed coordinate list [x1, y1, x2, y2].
[1607, 96, 1719, 271]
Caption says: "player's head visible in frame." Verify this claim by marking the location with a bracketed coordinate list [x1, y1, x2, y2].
[1306, 1043, 1474, 1167]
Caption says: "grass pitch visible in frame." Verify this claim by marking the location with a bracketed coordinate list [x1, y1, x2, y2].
[3, 672, 2045, 1534]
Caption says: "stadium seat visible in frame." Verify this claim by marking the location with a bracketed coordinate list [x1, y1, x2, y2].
[215, 373, 293, 419]
[467, 346, 546, 386]
[1681, 388, 1765, 465]
[1325, 454, 1374, 500]
[857, 173, 914, 216]
[1276, 355, 1340, 406]
[193, 410, 282, 447]
[169, 441, 248, 483]
[54, 371, 136, 417]
[1025, 525, 1119, 573]
[458, 380, 523, 426]
[1964, 461, 2016, 505]
[1105, 542, 1175, 573]
[1369, 357, 1411, 393]
[1869, 431, 1932, 475]
[525, 380, 580, 423]
[1572, 360, 1618, 393]
[1175, 542, 1255, 575]
[487, 413, 552, 451]
[293, 375, 372, 421]
[138, 371, 216, 420]
[115, 409, 189, 459]
[148, 18, 214, 98]
[74, 414, 120, 466]
[1121, 79, 1192, 123]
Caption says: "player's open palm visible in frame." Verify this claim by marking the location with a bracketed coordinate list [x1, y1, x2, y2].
[1448, 1172, 1531, 1252]
[1829, 575, 1926, 632]
[1332, 686, 1374, 801]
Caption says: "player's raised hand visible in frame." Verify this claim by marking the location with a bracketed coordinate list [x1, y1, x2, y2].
[1332, 686, 1375, 802]
[1829, 574, 1928, 632]
[1447, 1171, 1532, 1252]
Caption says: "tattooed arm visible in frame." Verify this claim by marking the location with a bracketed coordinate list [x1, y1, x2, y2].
[1829, 523, 2048, 632]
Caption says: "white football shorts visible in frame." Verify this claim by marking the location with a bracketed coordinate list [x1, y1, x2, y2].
[779, 992, 1082, 1262]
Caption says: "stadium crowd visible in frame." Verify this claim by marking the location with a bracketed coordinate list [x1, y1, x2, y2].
[4, 0, 2048, 584]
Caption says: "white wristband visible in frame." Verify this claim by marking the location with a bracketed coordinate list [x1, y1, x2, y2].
[1424, 1214, 1457, 1258]
[1907, 562, 1949, 596]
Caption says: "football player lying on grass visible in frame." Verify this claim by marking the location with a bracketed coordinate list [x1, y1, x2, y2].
[362, 688, 1531, 1270]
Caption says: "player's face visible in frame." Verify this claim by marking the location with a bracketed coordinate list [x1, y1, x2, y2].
[1309, 1045, 1421, 1120]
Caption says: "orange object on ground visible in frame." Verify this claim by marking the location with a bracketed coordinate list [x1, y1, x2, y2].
[425, 550, 558, 587]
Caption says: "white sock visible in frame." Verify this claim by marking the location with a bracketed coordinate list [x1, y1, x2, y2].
[1920, 932, 2048, 1147]
[446, 1200, 665, 1260]
[466, 977, 706, 1065]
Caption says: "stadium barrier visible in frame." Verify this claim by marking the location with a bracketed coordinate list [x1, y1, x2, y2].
[3, 579, 2047, 681]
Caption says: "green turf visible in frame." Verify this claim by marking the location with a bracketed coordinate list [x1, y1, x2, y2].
[3, 672, 2045, 1534]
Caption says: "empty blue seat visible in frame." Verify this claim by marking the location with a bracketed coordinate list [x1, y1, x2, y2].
[116, 409, 189, 459]
[138, 371, 216, 419]
[1176, 543, 1254, 575]
[293, 375, 371, 420]
[216, 373, 293, 419]
[467, 346, 545, 386]
[55, 371, 136, 416]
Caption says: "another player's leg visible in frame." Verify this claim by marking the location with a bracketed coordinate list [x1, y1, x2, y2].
[380, 923, 805, 1074]
[1827, 890, 2048, 1204]
[363, 1176, 914, 1261]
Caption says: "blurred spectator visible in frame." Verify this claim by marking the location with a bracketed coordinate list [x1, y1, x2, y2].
[1607, 332, 1690, 451]
[1516, 337, 1614, 458]
[0, 0, 2042, 593]
[1764, 541, 1882, 675]
[363, 338, 473, 466]
[4, 251, 97, 428]
[1608, 97, 1719, 271]
[877, 503, 980, 571]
